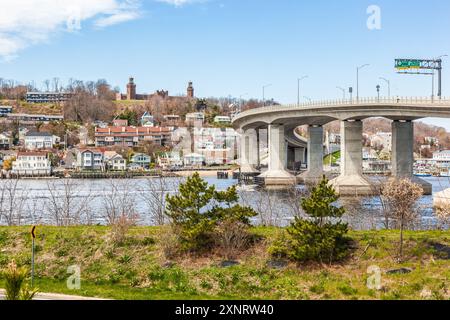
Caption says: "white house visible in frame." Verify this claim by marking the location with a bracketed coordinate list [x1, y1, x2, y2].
[158, 151, 183, 168]
[12, 152, 51, 176]
[433, 150, 450, 168]
[24, 132, 60, 150]
[214, 116, 231, 124]
[0, 133, 12, 150]
[370, 132, 392, 152]
[185, 112, 205, 126]
[141, 112, 155, 127]
[75, 148, 105, 171]
[183, 153, 205, 167]
[104, 151, 127, 171]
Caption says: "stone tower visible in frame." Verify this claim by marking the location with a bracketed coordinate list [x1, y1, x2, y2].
[187, 81, 194, 98]
[127, 77, 136, 100]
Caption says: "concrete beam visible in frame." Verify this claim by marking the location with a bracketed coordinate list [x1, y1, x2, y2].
[239, 129, 259, 173]
[259, 124, 296, 186]
[330, 120, 373, 196]
[298, 125, 324, 184]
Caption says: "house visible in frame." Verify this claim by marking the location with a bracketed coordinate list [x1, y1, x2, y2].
[433, 150, 450, 168]
[141, 112, 155, 127]
[0, 106, 13, 117]
[75, 148, 105, 171]
[95, 126, 173, 147]
[370, 132, 392, 152]
[105, 152, 127, 171]
[183, 153, 205, 167]
[0, 133, 13, 150]
[130, 153, 151, 169]
[11, 152, 52, 176]
[214, 116, 231, 124]
[24, 132, 60, 150]
[158, 151, 183, 169]
[113, 119, 129, 127]
[185, 112, 205, 126]
[163, 115, 181, 123]
[26, 91, 73, 103]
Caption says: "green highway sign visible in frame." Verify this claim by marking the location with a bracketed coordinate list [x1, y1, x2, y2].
[395, 59, 421, 70]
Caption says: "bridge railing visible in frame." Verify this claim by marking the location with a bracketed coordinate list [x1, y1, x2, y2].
[280, 96, 450, 109]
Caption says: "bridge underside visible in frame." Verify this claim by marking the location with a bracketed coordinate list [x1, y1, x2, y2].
[235, 104, 447, 195]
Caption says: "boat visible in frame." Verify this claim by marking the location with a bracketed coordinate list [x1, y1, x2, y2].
[414, 171, 432, 177]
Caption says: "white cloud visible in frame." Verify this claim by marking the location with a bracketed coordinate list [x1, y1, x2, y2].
[0, 0, 142, 60]
[156, 0, 206, 7]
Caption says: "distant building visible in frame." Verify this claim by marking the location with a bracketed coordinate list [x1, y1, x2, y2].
[6, 113, 64, 123]
[158, 151, 183, 169]
[0, 106, 13, 117]
[75, 148, 105, 171]
[214, 116, 231, 124]
[130, 153, 152, 169]
[186, 112, 205, 126]
[425, 136, 439, 146]
[433, 150, 450, 168]
[26, 91, 73, 104]
[104, 152, 127, 171]
[115, 77, 195, 101]
[113, 119, 129, 127]
[0, 133, 13, 150]
[24, 132, 60, 150]
[11, 152, 51, 176]
[183, 153, 205, 167]
[141, 112, 155, 127]
[370, 132, 392, 152]
[94, 126, 173, 147]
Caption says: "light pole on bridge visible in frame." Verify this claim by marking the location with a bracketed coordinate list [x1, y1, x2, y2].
[262, 84, 272, 107]
[297, 76, 308, 107]
[336, 86, 346, 100]
[379, 77, 391, 98]
[356, 64, 370, 102]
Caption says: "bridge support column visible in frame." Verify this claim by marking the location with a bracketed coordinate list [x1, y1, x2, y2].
[392, 120, 432, 195]
[330, 120, 373, 195]
[239, 129, 259, 174]
[298, 125, 324, 184]
[258, 124, 296, 186]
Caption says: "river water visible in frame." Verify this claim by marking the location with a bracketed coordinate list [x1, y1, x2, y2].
[0, 176, 448, 230]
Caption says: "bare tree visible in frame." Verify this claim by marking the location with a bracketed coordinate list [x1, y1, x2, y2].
[45, 179, 92, 226]
[139, 177, 181, 225]
[0, 180, 27, 226]
[101, 179, 139, 225]
[382, 178, 423, 260]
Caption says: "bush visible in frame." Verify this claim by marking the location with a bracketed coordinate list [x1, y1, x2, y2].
[165, 173, 256, 252]
[214, 218, 251, 260]
[1, 261, 38, 300]
[270, 176, 350, 264]
[110, 214, 138, 245]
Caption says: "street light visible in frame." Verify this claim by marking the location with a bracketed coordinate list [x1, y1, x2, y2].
[297, 76, 308, 106]
[356, 64, 370, 102]
[262, 84, 272, 107]
[379, 77, 390, 98]
[336, 86, 346, 100]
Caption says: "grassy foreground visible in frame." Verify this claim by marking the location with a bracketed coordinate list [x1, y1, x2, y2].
[0, 226, 449, 300]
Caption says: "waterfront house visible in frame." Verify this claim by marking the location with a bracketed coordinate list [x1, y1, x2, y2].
[24, 132, 60, 150]
[183, 153, 205, 167]
[106, 153, 127, 171]
[157, 151, 183, 169]
[11, 151, 51, 176]
[75, 148, 105, 171]
[0, 133, 13, 150]
[130, 153, 151, 169]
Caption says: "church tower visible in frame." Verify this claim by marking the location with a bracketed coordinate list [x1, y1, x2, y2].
[127, 77, 136, 100]
[187, 81, 194, 98]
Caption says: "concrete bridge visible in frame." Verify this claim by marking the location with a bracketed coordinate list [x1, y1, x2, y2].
[232, 97, 450, 195]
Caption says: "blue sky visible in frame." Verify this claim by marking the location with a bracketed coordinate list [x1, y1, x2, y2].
[1, 0, 450, 129]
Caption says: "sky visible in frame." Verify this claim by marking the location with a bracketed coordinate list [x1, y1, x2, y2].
[1, 0, 450, 129]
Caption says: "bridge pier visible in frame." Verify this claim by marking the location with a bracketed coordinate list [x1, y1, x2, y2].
[298, 125, 324, 184]
[258, 124, 296, 186]
[330, 120, 373, 195]
[392, 120, 432, 195]
[239, 129, 259, 174]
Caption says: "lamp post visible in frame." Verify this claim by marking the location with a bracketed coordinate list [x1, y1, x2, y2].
[297, 76, 308, 106]
[336, 86, 346, 100]
[376, 84, 381, 102]
[357, 64, 369, 102]
[379, 77, 390, 98]
[262, 84, 272, 107]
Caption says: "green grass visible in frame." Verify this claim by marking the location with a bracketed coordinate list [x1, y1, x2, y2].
[323, 151, 341, 165]
[0, 226, 449, 300]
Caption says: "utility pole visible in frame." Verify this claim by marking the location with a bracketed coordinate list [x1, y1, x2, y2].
[349, 87, 353, 103]
[262, 84, 272, 107]
[357, 64, 370, 102]
[297, 76, 308, 106]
